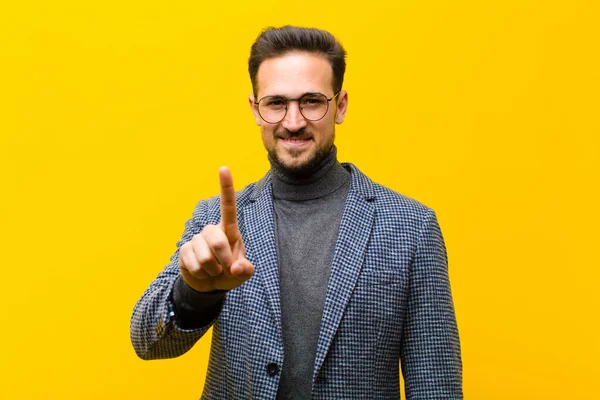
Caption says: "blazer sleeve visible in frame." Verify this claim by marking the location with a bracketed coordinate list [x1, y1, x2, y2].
[129, 200, 223, 360]
[399, 208, 463, 399]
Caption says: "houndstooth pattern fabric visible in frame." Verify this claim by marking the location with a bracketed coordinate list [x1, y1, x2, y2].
[130, 163, 463, 399]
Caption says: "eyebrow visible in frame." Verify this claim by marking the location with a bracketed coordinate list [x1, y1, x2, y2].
[261, 92, 324, 99]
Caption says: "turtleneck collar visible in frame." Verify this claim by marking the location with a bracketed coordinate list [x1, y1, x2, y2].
[269, 145, 350, 201]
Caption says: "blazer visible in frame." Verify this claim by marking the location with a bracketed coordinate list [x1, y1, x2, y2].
[130, 163, 463, 399]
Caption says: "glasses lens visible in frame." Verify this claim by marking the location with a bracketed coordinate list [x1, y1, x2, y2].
[258, 96, 287, 123]
[300, 93, 329, 121]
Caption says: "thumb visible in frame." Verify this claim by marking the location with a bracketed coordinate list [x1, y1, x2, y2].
[230, 257, 254, 280]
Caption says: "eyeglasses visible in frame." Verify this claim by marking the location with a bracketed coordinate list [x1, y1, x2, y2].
[254, 92, 340, 124]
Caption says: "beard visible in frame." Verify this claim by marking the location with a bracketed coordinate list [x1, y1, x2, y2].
[268, 128, 335, 178]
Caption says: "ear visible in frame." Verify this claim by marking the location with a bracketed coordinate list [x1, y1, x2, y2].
[334, 90, 348, 124]
[248, 94, 261, 126]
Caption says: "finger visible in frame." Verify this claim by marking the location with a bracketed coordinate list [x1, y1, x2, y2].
[203, 225, 235, 270]
[180, 265, 209, 284]
[179, 244, 207, 278]
[230, 258, 255, 281]
[192, 234, 223, 277]
[219, 166, 240, 243]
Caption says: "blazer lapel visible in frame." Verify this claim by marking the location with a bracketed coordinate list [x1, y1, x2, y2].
[242, 173, 283, 338]
[312, 164, 375, 383]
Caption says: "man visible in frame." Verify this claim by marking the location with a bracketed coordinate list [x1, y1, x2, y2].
[130, 26, 462, 399]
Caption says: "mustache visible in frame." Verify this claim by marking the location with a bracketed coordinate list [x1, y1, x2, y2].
[276, 128, 311, 139]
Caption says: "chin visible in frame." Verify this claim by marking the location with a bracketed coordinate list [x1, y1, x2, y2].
[270, 148, 327, 177]
[279, 155, 313, 172]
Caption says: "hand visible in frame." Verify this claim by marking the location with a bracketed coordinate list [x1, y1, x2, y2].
[178, 167, 255, 292]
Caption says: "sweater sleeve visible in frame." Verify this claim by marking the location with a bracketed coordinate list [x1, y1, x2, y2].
[170, 276, 226, 329]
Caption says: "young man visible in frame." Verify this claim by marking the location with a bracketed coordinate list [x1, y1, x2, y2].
[131, 26, 463, 399]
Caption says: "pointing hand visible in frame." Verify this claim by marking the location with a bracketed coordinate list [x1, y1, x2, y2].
[178, 167, 255, 292]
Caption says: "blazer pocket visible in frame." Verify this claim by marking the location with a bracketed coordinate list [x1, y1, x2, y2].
[356, 268, 404, 286]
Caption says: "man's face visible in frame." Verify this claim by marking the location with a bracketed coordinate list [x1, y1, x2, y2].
[249, 52, 348, 175]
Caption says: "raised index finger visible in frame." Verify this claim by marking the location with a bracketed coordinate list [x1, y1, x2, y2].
[219, 166, 240, 243]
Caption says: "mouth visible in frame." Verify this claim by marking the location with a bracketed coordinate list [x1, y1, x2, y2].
[279, 137, 312, 147]
[281, 137, 311, 142]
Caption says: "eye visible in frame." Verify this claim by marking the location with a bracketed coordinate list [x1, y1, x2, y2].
[264, 98, 286, 107]
[301, 95, 326, 106]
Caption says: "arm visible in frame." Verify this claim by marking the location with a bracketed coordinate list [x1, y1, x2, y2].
[130, 168, 254, 360]
[129, 200, 223, 360]
[400, 209, 463, 399]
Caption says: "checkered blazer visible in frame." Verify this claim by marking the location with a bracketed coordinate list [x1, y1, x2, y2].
[131, 163, 462, 399]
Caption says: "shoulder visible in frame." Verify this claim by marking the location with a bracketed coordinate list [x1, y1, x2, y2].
[345, 163, 432, 216]
[345, 164, 444, 262]
[343, 163, 438, 239]
[372, 181, 434, 225]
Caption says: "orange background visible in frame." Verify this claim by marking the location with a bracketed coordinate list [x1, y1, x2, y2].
[1, 1, 598, 398]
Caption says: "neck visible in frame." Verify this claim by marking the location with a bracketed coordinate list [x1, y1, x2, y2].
[269, 146, 350, 201]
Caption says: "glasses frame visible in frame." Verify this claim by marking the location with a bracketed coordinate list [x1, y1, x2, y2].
[254, 91, 341, 124]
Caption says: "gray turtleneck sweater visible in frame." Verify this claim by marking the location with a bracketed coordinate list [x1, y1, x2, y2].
[271, 147, 349, 399]
[171, 147, 350, 400]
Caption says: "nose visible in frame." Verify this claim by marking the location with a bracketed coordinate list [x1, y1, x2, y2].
[281, 100, 308, 132]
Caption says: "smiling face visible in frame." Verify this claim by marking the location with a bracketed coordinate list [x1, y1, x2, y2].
[249, 52, 348, 175]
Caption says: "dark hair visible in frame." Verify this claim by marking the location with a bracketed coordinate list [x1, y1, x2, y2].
[248, 26, 347, 97]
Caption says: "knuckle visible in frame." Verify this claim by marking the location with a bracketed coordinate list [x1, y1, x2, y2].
[211, 237, 229, 251]
[179, 250, 192, 267]
[196, 252, 213, 266]
[180, 252, 193, 266]
[202, 225, 229, 247]
[201, 224, 219, 236]
[180, 241, 192, 254]
[186, 263, 201, 275]
[191, 234, 205, 249]
[184, 261, 206, 278]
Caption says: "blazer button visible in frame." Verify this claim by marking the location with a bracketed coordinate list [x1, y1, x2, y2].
[266, 362, 279, 376]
